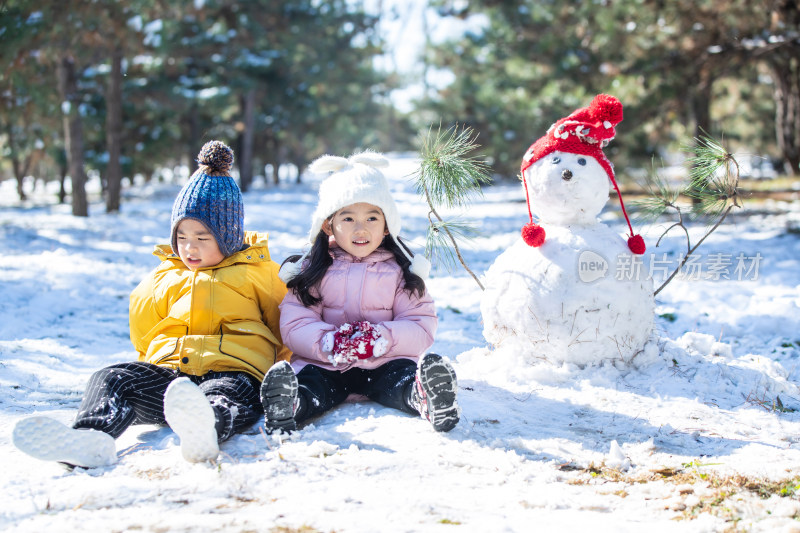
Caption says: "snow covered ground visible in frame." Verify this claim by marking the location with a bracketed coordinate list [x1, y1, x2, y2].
[1, 155, 800, 532]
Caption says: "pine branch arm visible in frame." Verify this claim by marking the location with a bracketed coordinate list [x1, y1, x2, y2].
[424, 186, 485, 291]
[654, 204, 735, 296]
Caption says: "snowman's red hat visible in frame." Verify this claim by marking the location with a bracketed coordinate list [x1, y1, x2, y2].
[519, 94, 645, 254]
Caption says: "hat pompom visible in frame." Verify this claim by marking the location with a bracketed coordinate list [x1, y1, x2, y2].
[310, 155, 350, 174]
[627, 234, 646, 255]
[522, 222, 546, 247]
[278, 260, 302, 283]
[409, 254, 431, 280]
[589, 94, 623, 125]
[197, 140, 234, 174]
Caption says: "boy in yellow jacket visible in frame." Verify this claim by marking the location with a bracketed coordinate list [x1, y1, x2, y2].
[13, 141, 289, 467]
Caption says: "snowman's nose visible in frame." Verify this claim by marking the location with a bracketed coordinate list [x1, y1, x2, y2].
[561, 169, 573, 181]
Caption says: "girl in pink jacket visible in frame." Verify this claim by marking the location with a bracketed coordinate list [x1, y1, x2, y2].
[261, 152, 460, 434]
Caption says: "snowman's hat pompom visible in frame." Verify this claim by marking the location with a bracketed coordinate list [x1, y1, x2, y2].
[627, 234, 646, 255]
[522, 222, 546, 247]
[588, 94, 623, 126]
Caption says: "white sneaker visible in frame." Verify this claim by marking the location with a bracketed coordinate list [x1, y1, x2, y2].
[12, 416, 117, 468]
[163, 378, 219, 463]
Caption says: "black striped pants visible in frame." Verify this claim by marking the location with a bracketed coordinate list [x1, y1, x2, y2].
[72, 361, 261, 442]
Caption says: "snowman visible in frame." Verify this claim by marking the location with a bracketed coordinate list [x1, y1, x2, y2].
[480, 94, 655, 366]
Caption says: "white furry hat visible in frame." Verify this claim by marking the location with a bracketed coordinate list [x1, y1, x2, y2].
[307, 152, 400, 242]
[280, 151, 430, 282]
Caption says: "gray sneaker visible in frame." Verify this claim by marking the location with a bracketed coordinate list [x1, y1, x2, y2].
[260, 361, 299, 434]
[412, 353, 460, 432]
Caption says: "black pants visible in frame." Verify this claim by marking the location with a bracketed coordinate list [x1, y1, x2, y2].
[72, 361, 261, 442]
[295, 359, 418, 424]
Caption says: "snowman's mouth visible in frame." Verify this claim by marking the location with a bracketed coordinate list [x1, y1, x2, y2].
[562, 169, 573, 181]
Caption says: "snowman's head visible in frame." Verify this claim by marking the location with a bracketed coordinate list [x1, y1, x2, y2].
[518, 94, 645, 254]
[523, 150, 609, 226]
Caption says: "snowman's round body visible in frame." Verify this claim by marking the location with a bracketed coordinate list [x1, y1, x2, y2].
[481, 151, 655, 366]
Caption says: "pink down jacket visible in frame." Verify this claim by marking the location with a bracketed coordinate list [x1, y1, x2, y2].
[279, 244, 437, 372]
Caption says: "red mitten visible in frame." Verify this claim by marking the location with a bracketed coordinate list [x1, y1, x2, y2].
[332, 322, 356, 354]
[329, 323, 358, 367]
[347, 321, 380, 360]
[330, 322, 382, 366]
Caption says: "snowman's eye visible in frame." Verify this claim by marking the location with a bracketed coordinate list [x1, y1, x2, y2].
[552, 157, 561, 164]
[578, 158, 587, 166]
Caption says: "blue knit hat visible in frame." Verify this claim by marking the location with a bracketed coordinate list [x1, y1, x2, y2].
[171, 140, 244, 257]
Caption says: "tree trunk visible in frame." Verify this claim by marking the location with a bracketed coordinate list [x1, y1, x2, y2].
[687, 72, 714, 204]
[187, 105, 200, 168]
[57, 54, 89, 217]
[58, 158, 68, 204]
[293, 157, 305, 185]
[239, 88, 256, 191]
[105, 44, 124, 212]
[770, 54, 800, 176]
[691, 72, 713, 140]
[6, 123, 29, 201]
[268, 136, 281, 185]
[15, 175, 27, 201]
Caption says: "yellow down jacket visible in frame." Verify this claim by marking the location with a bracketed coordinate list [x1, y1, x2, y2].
[129, 231, 290, 382]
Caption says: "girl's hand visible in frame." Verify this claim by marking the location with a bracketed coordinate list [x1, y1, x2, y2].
[327, 321, 386, 366]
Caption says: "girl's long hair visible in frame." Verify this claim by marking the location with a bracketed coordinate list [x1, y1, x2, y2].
[283, 231, 426, 307]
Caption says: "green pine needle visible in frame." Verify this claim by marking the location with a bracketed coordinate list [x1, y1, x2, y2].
[686, 135, 729, 184]
[644, 133, 743, 296]
[410, 123, 491, 289]
[633, 158, 682, 222]
[417, 125, 492, 209]
[684, 134, 740, 219]
[425, 219, 480, 272]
